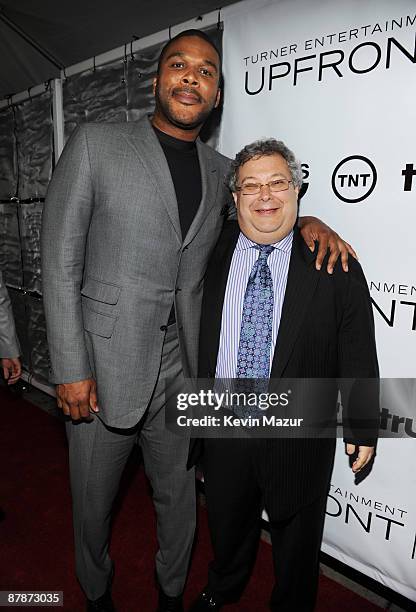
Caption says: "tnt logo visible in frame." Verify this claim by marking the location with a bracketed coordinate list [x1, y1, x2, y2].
[332, 155, 377, 203]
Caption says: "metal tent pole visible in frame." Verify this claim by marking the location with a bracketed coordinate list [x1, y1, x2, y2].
[52, 78, 64, 161]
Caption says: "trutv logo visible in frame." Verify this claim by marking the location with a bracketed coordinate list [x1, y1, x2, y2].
[329, 156, 416, 203]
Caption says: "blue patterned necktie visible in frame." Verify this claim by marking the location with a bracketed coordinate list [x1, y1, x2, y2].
[232, 244, 274, 421]
[236, 244, 275, 380]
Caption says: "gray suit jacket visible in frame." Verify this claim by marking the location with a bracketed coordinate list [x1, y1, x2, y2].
[0, 269, 20, 358]
[41, 115, 231, 427]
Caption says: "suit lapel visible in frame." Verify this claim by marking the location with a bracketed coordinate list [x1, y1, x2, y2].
[183, 140, 220, 247]
[123, 116, 182, 243]
[206, 221, 240, 374]
[271, 229, 319, 378]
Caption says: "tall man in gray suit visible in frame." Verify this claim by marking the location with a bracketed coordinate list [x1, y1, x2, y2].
[41, 30, 353, 612]
[0, 269, 21, 385]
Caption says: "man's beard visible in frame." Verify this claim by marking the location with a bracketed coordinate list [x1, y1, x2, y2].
[154, 85, 214, 131]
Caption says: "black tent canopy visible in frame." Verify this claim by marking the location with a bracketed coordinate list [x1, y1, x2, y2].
[0, 0, 236, 97]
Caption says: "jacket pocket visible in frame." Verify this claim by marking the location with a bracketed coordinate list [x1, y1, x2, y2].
[81, 277, 121, 304]
[83, 307, 117, 338]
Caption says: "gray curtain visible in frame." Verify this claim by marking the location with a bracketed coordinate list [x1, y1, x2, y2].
[63, 42, 163, 136]
[0, 90, 52, 380]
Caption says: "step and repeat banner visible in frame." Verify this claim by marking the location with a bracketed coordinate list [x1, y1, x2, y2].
[219, 0, 416, 601]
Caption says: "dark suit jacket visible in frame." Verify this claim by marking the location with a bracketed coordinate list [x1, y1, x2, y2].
[190, 221, 379, 520]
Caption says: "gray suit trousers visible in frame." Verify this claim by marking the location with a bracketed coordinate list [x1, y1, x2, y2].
[66, 324, 195, 600]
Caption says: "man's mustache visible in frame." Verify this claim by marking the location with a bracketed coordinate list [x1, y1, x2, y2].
[172, 87, 203, 103]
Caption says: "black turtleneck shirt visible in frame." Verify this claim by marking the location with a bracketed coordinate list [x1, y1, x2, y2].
[153, 127, 202, 240]
[153, 127, 203, 324]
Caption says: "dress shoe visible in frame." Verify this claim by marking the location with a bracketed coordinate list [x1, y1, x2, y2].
[157, 588, 183, 611]
[86, 588, 115, 612]
[188, 590, 222, 611]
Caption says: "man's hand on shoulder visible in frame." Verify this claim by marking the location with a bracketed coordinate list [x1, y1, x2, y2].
[298, 215, 357, 274]
[346, 443, 374, 473]
[56, 378, 98, 421]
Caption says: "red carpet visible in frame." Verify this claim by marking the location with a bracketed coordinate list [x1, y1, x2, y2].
[0, 386, 382, 611]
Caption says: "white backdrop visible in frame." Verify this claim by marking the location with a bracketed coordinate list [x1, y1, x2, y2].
[219, 0, 416, 600]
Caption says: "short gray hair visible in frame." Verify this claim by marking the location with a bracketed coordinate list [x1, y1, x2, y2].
[227, 138, 303, 192]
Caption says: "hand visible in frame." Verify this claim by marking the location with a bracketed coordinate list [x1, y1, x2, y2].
[298, 216, 357, 273]
[56, 378, 99, 421]
[346, 444, 374, 473]
[1, 357, 22, 384]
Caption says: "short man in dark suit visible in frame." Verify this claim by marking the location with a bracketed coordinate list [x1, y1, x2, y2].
[189, 139, 379, 611]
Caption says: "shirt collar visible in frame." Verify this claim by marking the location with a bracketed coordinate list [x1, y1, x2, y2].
[152, 126, 196, 151]
[236, 229, 294, 253]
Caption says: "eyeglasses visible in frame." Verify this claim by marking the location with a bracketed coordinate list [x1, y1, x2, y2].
[236, 178, 293, 195]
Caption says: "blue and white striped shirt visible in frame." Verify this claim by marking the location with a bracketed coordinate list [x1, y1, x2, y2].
[215, 230, 293, 379]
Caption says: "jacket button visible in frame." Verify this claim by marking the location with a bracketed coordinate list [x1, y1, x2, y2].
[160, 325, 168, 331]
[175, 287, 181, 293]
[183, 245, 189, 251]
